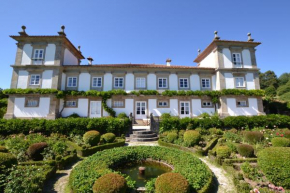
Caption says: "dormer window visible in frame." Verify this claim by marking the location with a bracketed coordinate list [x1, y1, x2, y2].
[232, 53, 242, 66]
[32, 49, 44, 65]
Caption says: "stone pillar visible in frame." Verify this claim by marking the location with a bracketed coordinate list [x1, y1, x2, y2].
[47, 95, 58, 120]
[219, 96, 230, 117]
[257, 97, 265, 115]
[4, 96, 15, 119]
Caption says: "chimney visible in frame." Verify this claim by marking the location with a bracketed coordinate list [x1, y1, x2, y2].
[18, 25, 28, 36]
[247, 33, 254, 42]
[198, 49, 201, 55]
[166, 58, 171, 66]
[214, 31, 220, 40]
[78, 46, 81, 53]
[58, 25, 66, 36]
[87, 57, 94, 65]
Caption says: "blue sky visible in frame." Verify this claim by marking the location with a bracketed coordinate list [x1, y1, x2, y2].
[0, 0, 289, 89]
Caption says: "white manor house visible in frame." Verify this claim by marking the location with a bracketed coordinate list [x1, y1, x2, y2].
[4, 26, 264, 120]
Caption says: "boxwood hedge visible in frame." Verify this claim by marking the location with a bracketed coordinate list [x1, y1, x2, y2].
[0, 117, 131, 136]
[69, 146, 213, 193]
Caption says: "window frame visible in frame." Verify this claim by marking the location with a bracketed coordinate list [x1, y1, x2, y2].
[237, 100, 248, 107]
[136, 77, 146, 89]
[67, 77, 78, 87]
[33, 49, 45, 60]
[114, 77, 124, 88]
[235, 77, 245, 88]
[157, 100, 169, 108]
[179, 78, 189, 88]
[25, 97, 39, 108]
[65, 100, 77, 108]
[180, 101, 190, 115]
[232, 53, 242, 66]
[92, 77, 102, 88]
[201, 78, 211, 88]
[158, 78, 168, 89]
[29, 74, 41, 85]
[202, 101, 213, 108]
[113, 100, 125, 108]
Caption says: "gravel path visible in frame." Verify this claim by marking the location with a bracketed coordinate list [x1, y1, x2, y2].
[43, 161, 81, 193]
[199, 157, 237, 193]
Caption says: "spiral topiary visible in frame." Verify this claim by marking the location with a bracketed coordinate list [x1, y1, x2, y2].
[237, 144, 255, 157]
[183, 130, 201, 147]
[101, 133, 116, 143]
[83, 130, 101, 146]
[155, 173, 189, 193]
[27, 142, 48, 161]
[92, 173, 127, 193]
[271, 137, 290, 147]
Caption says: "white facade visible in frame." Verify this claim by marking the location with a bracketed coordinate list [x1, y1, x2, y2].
[227, 98, 259, 116]
[63, 48, 78, 65]
[14, 97, 50, 118]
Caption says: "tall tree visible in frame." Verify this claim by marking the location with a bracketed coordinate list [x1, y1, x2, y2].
[278, 73, 290, 86]
[259, 70, 279, 89]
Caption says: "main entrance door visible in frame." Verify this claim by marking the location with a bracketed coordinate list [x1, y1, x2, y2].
[90, 101, 102, 118]
[135, 101, 147, 119]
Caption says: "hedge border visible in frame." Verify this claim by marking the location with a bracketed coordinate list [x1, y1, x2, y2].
[66, 138, 125, 157]
[158, 139, 203, 155]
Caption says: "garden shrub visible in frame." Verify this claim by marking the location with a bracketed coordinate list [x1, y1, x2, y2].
[155, 173, 189, 193]
[183, 130, 201, 147]
[101, 133, 116, 143]
[271, 137, 290, 147]
[237, 144, 254, 158]
[178, 130, 186, 138]
[83, 130, 101, 146]
[244, 131, 264, 144]
[208, 128, 223, 135]
[216, 146, 231, 159]
[284, 130, 290, 139]
[258, 147, 290, 188]
[117, 113, 127, 119]
[0, 152, 17, 168]
[0, 146, 8, 153]
[166, 132, 178, 143]
[27, 142, 48, 161]
[92, 173, 127, 193]
[69, 146, 212, 193]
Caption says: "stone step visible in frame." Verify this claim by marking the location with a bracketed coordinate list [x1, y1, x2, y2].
[130, 133, 157, 138]
[130, 137, 159, 142]
[133, 130, 153, 134]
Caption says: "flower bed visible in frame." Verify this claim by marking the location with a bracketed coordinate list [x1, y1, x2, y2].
[69, 146, 213, 193]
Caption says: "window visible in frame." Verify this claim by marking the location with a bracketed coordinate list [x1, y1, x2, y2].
[26, 99, 38, 107]
[136, 77, 146, 88]
[67, 77, 77, 87]
[92, 77, 102, 87]
[179, 78, 189, 88]
[235, 77, 245, 88]
[232, 53, 242, 65]
[30, 74, 40, 85]
[33, 49, 44, 59]
[66, 101, 77, 107]
[158, 101, 168, 107]
[201, 78, 211, 88]
[114, 77, 124, 88]
[180, 102, 190, 115]
[202, 101, 212, 107]
[237, 101, 247, 107]
[113, 101, 124, 108]
[158, 78, 167, 88]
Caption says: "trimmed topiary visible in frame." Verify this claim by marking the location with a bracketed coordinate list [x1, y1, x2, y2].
[237, 144, 254, 157]
[167, 132, 178, 143]
[178, 130, 186, 138]
[183, 130, 201, 147]
[258, 147, 290, 188]
[0, 146, 8, 153]
[101, 133, 116, 143]
[244, 131, 264, 144]
[155, 173, 189, 193]
[117, 113, 127, 119]
[216, 146, 231, 159]
[0, 152, 17, 168]
[27, 142, 48, 161]
[92, 173, 127, 193]
[284, 130, 290, 139]
[271, 137, 290, 147]
[83, 130, 101, 146]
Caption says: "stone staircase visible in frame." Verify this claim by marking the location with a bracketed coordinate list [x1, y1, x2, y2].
[130, 130, 159, 142]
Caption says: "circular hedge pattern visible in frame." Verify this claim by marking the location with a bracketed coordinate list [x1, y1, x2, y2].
[92, 173, 127, 193]
[69, 146, 212, 193]
[155, 172, 189, 193]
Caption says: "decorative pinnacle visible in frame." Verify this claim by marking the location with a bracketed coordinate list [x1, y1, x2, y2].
[78, 46, 81, 52]
[214, 31, 220, 40]
[166, 58, 172, 62]
[198, 49, 201, 55]
[58, 25, 66, 36]
[247, 33, 254, 42]
[18, 25, 28, 36]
